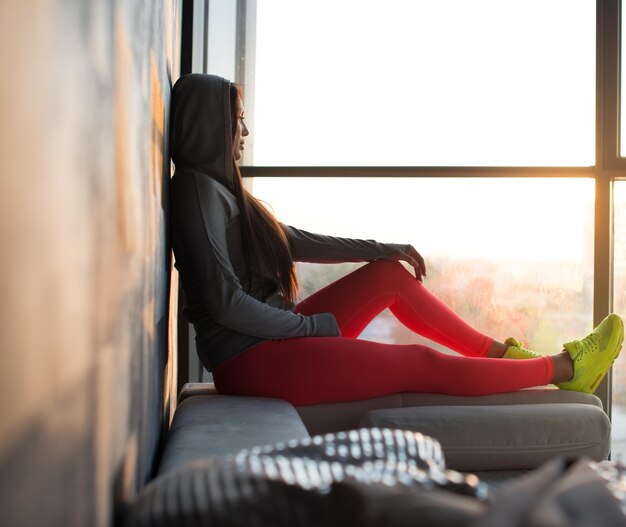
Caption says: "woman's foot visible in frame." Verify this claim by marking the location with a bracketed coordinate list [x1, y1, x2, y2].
[556, 314, 624, 394]
[503, 337, 543, 359]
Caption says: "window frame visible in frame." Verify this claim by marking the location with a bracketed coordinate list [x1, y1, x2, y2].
[181, 0, 626, 415]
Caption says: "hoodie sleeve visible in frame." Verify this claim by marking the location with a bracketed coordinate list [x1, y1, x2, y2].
[171, 174, 340, 339]
[284, 224, 387, 263]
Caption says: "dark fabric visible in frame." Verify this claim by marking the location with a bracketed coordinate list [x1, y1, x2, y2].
[126, 426, 626, 527]
[329, 458, 626, 527]
[328, 479, 485, 527]
[170, 74, 234, 186]
[170, 170, 341, 369]
[125, 428, 486, 527]
[473, 458, 626, 527]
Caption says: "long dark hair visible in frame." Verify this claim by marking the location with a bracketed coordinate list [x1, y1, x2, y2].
[229, 84, 299, 304]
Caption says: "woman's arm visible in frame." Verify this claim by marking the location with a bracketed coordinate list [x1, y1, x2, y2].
[284, 224, 426, 281]
[171, 174, 340, 338]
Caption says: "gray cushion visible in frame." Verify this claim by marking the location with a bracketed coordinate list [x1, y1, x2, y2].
[296, 387, 602, 435]
[399, 388, 603, 408]
[158, 395, 309, 475]
[359, 403, 610, 471]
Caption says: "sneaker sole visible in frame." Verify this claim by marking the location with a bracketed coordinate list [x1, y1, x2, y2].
[582, 315, 624, 394]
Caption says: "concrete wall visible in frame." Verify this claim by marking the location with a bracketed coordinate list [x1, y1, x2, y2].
[0, 1, 181, 525]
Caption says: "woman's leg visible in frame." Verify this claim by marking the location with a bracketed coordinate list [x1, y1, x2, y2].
[213, 337, 554, 406]
[295, 260, 493, 357]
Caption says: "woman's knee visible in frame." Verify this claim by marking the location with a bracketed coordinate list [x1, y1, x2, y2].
[364, 259, 414, 282]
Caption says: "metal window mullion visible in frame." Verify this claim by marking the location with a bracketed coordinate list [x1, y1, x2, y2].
[593, 0, 619, 412]
[593, 175, 614, 410]
[235, 0, 247, 85]
[203, 0, 209, 73]
[240, 166, 596, 178]
[191, 0, 207, 74]
[601, 0, 621, 169]
[179, 0, 210, 388]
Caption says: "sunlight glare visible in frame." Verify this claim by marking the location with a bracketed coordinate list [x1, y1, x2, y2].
[252, 177, 594, 263]
[253, 0, 595, 166]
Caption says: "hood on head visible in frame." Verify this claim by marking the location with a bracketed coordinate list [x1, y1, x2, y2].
[170, 73, 235, 189]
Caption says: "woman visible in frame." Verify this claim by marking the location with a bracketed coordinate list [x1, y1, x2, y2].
[169, 73, 623, 406]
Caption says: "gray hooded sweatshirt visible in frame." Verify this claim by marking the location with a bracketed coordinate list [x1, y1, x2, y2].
[169, 74, 393, 370]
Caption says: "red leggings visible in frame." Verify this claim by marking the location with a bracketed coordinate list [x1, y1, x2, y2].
[213, 260, 554, 405]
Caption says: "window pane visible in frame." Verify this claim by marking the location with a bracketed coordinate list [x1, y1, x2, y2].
[251, 177, 594, 352]
[250, 0, 595, 166]
[611, 181, 626, 460]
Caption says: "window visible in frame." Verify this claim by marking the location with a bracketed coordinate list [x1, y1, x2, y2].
[190, 0, 625, 446]
[252, 177, 594, 351]
[245, 0, 598, 367]
[251, 0, 595, 166]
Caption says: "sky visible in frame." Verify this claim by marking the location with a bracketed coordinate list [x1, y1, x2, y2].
[247, 0, 596, 262]
[251, 177, 595, 263]
[252, 0, 596, 166]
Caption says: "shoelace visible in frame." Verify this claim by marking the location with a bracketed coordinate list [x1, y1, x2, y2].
[574, 332, 601, 361]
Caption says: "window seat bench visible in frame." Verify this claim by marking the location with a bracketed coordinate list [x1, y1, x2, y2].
[158, 383, 610, 477]
[124, 384, 616, 526]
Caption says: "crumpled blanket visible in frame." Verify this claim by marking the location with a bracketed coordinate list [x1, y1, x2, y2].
[333, 457, 626, 527]
[125, 428, 626, 527]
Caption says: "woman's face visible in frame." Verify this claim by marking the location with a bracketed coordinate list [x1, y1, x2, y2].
[233, 97, 249, 161]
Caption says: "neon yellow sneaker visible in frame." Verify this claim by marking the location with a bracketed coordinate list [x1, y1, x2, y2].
[503, 337, 543, 359]
[557, 314, 624, 394]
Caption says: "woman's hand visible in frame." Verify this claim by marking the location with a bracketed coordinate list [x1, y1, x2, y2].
[380, 243, 427, 282]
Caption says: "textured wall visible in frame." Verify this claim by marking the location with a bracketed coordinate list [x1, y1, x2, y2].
[0, 1, 180, 525]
